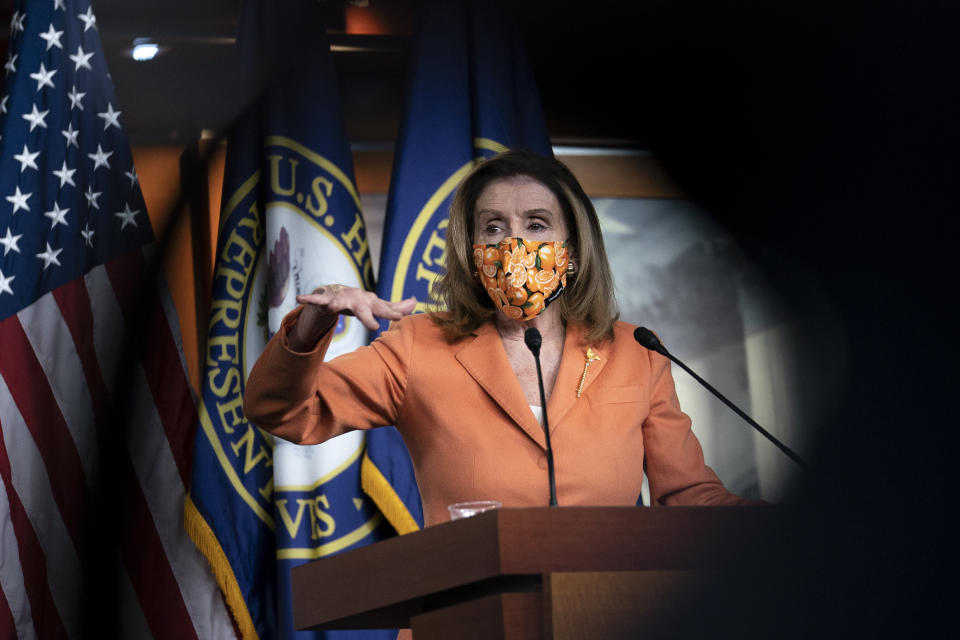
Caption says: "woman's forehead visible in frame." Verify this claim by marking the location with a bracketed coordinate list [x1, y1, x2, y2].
[475, 176, 561, 215]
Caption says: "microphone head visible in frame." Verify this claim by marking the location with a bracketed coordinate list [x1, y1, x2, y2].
[524, 327, 542, 354]
[634, 327, 667, 355]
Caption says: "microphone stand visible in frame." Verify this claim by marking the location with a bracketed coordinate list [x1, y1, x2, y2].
[635, 327, 808, 472]
[525, 328, 559, 506]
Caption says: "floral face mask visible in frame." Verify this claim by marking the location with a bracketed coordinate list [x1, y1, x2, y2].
[472, 237, 570, 321]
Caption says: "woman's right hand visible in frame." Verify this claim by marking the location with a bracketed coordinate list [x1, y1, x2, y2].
[288, 284, 417, 351]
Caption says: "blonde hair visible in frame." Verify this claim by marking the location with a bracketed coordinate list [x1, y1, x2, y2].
[432, 150, 619, 343]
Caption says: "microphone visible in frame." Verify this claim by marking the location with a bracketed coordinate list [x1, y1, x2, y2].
[524, 327, 558, 506]
[634, 327, 808, 472]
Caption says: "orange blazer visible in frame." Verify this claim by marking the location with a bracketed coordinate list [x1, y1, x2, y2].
[244, 309, 751, 526]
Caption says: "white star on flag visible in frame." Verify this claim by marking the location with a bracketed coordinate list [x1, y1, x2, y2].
[22, 103, 50, 131]
[13, 145, 40, 172]
[68, 85, 86, 110]
[43, 202, 70, 229]
[39, 24, 65, 50]
[69, 45, 94, 71]
[84, 185, 102, 209]
[6, 186, 31, 213]
[88, 144, 113, 171]
[10, 10, 25, 33]
[36, 242, 63, 270]
[1, 228, 22, 255]
[30, 62, 57, 91]
[0, 269, 14, 296]
[0, 2, 238, 637]
[114, 203, 139, 229]
[53, 161, 77, 187]
[78, 6, 97, 32]
[97, 103, 121, 130]
[62, 122, 80, 148]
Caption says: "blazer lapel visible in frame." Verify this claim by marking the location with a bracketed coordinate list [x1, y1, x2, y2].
[455, 322, 547, 449]
[548, 325, 607, 429]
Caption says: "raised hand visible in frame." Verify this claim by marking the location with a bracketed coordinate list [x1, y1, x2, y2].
[289, 284, 417, 351]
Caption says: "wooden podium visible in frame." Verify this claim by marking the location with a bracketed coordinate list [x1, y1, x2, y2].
[291, 506, 776, 639]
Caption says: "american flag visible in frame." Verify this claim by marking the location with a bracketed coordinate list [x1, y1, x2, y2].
[1, 1, 234, 637]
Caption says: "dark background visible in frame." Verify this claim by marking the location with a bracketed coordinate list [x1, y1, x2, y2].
[3, 0, 957, 636]
[631, 3, 958, 636]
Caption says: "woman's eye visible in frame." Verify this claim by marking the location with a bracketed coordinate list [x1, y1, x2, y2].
[484, 224, 501, 234]
[528, 222, 546, 231]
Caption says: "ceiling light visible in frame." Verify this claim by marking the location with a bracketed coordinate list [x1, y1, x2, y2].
[131, 38, 160, 61]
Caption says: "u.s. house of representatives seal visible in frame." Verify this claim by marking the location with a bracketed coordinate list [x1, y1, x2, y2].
[202, 135, 384, 558]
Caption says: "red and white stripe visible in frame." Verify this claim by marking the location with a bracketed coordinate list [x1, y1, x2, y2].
[0, 250, 235, 639]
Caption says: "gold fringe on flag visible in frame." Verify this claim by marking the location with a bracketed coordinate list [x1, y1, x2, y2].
[184, 494, 260, 640]
[360, 452, 420, 535]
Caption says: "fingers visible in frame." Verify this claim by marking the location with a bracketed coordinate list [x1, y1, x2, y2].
[370, 297, 417, 321]
[396, 296, 418, 315]
[354, 305, 381, 331]
[295, 286, 418, 332]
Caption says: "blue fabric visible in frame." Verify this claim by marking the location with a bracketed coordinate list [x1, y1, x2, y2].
[0, 0, 151, 321]
[190, 1, 396, 638]
[376, 0, 554, 317]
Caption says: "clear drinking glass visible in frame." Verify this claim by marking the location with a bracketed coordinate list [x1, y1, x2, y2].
[447, 500, 502, 520]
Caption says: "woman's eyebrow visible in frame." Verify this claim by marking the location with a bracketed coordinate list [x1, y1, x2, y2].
[475, 208, 555, 218]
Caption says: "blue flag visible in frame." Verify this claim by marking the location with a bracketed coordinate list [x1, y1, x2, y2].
[377, 0, 553, 316]
[367, 0, 553, 520]
[185, 2, 404, 639]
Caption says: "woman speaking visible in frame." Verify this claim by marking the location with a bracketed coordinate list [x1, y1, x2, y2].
[243, 150, 752, 527]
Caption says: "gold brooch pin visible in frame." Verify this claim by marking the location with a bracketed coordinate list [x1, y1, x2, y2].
[576, 347, 601, 398]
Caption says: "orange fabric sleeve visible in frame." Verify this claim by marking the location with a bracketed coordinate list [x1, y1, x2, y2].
[641, 348, 758, 506]
[242, 307, 412, 445]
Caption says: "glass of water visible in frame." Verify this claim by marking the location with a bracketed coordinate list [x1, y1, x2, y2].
[447, 500, 502, 520]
